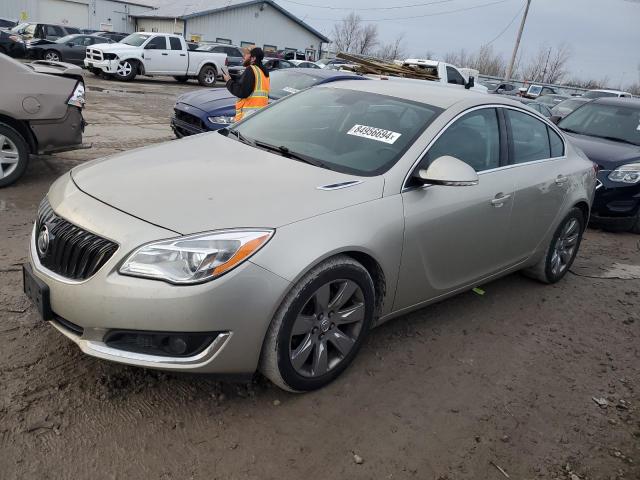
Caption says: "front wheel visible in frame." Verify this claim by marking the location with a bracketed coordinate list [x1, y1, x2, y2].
[261, 255, 375, 392]
[0, 124, 30, 188]
[523, 207, 585, 284]
[114, 59, 136, 81]
[197, 65, 217, 87]
[44, 50, 61, 62]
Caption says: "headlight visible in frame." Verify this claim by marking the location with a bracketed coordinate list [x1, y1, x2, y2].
[119, 229, 273, 284]
[207, 115, 234, 124]
[67, 82, 86, 108]
[608, 163, 640, 184]
[103, 53, 118, 60]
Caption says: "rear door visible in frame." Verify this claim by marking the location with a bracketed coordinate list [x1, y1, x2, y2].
[396, 107, 516, 310]
[68, 35, 93, 62]
[168, 36, 188, 74]
[501, 107, 570, 264]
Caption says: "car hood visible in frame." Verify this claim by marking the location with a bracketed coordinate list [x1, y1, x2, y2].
[71, 132, 383, 234]
[91, 43, 138, 52]
[563, 132, 640, 170]
[178, 89, 236, 114]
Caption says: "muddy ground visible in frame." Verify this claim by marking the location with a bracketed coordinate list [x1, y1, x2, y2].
[1, 72, 639, 480]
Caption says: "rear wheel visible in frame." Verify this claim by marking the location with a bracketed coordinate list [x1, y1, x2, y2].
[0, 124, 29, 188]
[44, 50, 61, 62]
[197, 65, 217, 87]
[523, 207, 585, 284]
[174, 76, 189, 83]
[261, 255, 375, 392]
[115, 59, 137, 81]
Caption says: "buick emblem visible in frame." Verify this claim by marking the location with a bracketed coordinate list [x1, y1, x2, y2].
[37, 225, 50, 257]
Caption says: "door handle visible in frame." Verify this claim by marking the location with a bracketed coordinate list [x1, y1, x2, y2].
[180, 53, 186, 56]
[490, 193, 512, 207]
[555, 175, 568, 185]
[161, 52, 169, 56]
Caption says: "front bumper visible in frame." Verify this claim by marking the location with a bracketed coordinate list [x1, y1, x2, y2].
[6, 42, 27, 57]
[27, 178, 291, 373]
[83, 58, 118, 73]
[171, 103, 229, 137]
[590, 172, 640, 227]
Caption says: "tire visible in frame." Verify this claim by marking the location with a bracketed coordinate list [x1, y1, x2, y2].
[630, 213, 640, 234]
[0, 123, 30, 188]
[260, 255, 375, 392]
[43, 50, 61, 62]
[114, 59, 137, 81]
[523, 207, 585, 284]
[174, 76, 189, 83]
[197, 65, 217, 87]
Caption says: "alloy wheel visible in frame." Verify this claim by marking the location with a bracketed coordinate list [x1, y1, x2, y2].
[204, 69, 215, 84]
[44, 51, 60, 61]
[0, 135, 20, 179]
[289, 279, 365, 378]
[116, 61, 132, 77]
[550, 217, 579, 276]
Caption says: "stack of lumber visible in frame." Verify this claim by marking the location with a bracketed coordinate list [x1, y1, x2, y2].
[336, 52, 440, 81]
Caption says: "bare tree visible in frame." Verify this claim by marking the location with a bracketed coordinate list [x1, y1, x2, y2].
[522, 43, 571, 83]
[332, 12, 361, 53]
[470, 45, 506, 77]
[376, 33, 406, 61]
[356, 24, 379, 55]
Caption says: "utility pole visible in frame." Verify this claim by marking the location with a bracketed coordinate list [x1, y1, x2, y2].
[505, 0, 531, 81]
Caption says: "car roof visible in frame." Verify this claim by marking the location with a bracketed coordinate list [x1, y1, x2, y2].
[592, 97, 640, 107]
[589, 89, 631, 94]
[327, 78, 516, 109]
[291, 68, 362, 80]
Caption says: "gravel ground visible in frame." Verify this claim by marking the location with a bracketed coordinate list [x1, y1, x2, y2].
[1, 72, 639, 480]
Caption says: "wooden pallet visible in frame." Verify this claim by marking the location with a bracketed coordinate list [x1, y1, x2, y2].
[336, 52, 440, 81]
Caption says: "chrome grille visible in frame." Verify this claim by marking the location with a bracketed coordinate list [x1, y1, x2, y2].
[86, 48, 103, 61]
[35, 199, 118, 281]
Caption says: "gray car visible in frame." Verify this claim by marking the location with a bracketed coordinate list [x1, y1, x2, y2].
[23, 81, 596, 391]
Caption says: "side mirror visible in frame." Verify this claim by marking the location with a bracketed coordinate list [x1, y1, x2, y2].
[549, 115, 561, 125]
[465, 76, 475, 90]
[413, 156, 479, 186]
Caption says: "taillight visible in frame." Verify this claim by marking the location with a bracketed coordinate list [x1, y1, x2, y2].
[67, 81, 86, 108]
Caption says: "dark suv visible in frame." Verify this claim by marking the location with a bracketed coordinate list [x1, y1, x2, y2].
[10, 22, 81, 48]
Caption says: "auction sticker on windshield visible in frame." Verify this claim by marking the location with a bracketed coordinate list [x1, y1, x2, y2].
[347, 124, 402, 144]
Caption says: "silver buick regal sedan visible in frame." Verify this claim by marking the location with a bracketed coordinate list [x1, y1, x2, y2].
[24, 81, 597, 391]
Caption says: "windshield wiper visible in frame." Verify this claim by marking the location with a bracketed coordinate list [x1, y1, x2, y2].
[227, 129, 254, 146]
[252, 140, 333, 170]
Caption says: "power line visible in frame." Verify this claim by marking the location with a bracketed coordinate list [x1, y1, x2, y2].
[484, 0, 526, 46]
[305, 0, 513, 23]
[278, 0, 452, 11]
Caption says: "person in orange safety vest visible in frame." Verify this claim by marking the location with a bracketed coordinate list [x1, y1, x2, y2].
[223, 46, 270, 122]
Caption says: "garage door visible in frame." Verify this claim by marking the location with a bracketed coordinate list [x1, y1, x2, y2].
[39, 0, 88, 29]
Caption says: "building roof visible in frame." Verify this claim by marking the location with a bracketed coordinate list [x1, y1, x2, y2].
[132, 0, 330, 43]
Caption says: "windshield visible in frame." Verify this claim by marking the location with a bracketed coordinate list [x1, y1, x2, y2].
[55, 34, 79, 44]
[121, 33, 151, 46]
[268, 71, 326, 100]
[559, 102, 640, 146]
[230, 87, 442, 176]
[582, 91, 618, 99]
[553, 99, 586, 112]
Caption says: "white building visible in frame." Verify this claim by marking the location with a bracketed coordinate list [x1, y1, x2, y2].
[0, 0, 155, 33]
[132, 0, 329, 61]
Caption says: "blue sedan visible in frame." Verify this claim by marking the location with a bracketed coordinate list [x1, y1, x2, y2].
[171, 68, 367, 137]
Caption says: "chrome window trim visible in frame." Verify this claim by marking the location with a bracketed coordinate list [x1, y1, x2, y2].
[401, 103, 568, 192]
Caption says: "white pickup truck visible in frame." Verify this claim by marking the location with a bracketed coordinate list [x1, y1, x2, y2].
[401, 59, 488, 94]
[84, 32, 227, 86]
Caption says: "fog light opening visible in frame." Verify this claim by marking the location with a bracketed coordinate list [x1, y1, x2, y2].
[105, 330, 219, 357]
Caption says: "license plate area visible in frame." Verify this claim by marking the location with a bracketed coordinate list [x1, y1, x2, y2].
[22, 263, 53, 321]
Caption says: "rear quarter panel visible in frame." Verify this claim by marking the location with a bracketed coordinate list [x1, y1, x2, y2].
[188, 52, 226, 76]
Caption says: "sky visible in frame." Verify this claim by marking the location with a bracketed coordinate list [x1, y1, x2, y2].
[275, 0, 640, 87]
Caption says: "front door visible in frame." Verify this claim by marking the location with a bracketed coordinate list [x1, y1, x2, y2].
[143, 36, 173, 74]
[395, 107, 516, 310]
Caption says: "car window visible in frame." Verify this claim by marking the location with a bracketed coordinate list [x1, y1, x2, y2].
[506, 109, 551, 163]
[65, 27, 80, 34]
[424, 108, 500, 172]
[232, 87, 442, 176]
[81, 36, 96, 46]
[169, 37, 182, 50]
[505, 84, 515, 91]
[558, 102, 640, 146]
[548, 127, 564, 157]
[446, 66, 465, 85]
[45, 25, 64, 38]
[146, 36, 167, 50]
